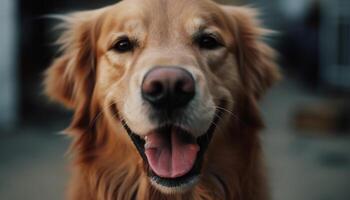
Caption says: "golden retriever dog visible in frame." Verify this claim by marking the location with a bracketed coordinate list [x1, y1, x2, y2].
[44, 0, 279, 199]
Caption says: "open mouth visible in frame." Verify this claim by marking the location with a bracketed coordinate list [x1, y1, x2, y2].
[120, 106, 223, 190]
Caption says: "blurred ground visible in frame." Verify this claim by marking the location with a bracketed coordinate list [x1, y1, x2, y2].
[0, 128, 70, 200]
[261, 79, 350, 200]
[1, 79, 350, 200]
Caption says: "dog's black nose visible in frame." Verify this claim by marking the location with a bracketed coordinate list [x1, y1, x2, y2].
[142, 67, 195, 110]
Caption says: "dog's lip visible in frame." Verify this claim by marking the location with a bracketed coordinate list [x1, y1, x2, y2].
[117, 100, 226, 188]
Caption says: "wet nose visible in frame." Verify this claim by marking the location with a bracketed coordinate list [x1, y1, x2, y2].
[141, 67, 195, 110]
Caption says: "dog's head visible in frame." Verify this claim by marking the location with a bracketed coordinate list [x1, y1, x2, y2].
[45, 0, 279, 194]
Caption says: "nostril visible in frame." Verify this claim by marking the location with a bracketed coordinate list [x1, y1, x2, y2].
[175, 78, 195, 94]
[175, 80, 184, 94]
[148, 81, 164, 97]
[173, 79, 195, 107]
[142, 80, 166, 104]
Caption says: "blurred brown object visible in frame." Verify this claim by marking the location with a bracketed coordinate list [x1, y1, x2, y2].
[293, 101, 350, 134]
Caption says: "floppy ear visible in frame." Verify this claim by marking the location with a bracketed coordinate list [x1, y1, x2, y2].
[44, 10, 106, 134]
[222, 6, 280, 99]
[44, 10, 103, 109]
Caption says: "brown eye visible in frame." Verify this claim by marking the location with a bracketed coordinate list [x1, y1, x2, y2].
[112, 37, 134, 53]
[195, 33, 222, 50]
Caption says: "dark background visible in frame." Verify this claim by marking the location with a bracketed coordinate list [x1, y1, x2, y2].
[19, 0, 117, 125]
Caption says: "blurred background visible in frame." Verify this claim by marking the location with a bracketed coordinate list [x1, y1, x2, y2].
[0, 0, 349, 199]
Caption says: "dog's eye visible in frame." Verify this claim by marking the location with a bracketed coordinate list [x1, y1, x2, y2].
[112, 37, 134, 53]
[196, 34, 222, 50]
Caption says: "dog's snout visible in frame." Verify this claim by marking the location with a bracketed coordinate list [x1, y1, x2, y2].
[142, 67, 195, 109]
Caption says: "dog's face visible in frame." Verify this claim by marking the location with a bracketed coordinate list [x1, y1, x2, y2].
[45, 0, 278, 194]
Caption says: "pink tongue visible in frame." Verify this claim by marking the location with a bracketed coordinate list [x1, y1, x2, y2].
[145, 129, 199, 178]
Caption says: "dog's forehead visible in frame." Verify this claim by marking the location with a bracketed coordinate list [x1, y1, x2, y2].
[110, 0, 225, 33]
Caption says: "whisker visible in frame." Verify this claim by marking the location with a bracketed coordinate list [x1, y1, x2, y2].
[214, 106, 247, 127]
[88, 98, 128, 127]
[89, 102, 116, 129]
[211, 112, 225, 133]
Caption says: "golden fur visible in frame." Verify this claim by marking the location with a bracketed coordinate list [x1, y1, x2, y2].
[44, 0, 279, 199]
